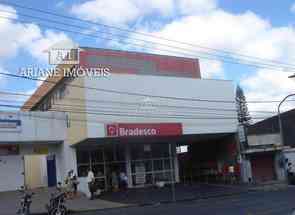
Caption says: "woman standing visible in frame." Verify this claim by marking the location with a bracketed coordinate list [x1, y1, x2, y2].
[87, 168, 95, 200]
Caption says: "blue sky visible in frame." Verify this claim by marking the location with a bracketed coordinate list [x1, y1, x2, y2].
[220, 0, 295, 26]
[1, 0, 295, 116]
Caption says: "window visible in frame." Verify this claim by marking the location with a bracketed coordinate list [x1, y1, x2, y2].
[77, 150, 90, 164]
[59, 84, 66, 99]
[91, 149, 104, 163]
[130, 143, 174, 185]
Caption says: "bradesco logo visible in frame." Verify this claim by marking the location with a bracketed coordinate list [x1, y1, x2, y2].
[106, 124, 118, 136]
[119, 127, 157, 136]
[106, 123, 182, 137]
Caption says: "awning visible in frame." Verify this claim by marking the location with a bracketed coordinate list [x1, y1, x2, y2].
[243, 145, 290, 154]
[71, 133, 234, 149]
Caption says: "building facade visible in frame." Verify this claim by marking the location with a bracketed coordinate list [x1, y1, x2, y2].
[0, 111, 66, 191]
[1, 48, 239, 193]
[243, 109, 295, 183]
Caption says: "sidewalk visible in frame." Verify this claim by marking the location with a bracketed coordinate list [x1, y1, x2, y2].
[0, 187, 128, 215]
[0, 183, 287, 215]
[99, 183, 249, 205]
[247, 180, 290, 191]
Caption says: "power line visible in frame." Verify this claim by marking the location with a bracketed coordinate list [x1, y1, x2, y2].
[0, 12, 289, 108]
[3, 104, 239, 120]
[2, 0, 295, 70]
[0, 94, 278, 116]
[0, 90, 238, 112]
[0, 9, 294, 72]
[0, 14, 294, 74]
[0, 72, 238, 104]
[1, 103, 270, 120]
[1, 71, 294, 107]
[0, 98, 239, 117]
[0, 108, 240, 127]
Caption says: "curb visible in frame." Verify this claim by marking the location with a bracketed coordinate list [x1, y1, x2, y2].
[67, 190, 252, 214]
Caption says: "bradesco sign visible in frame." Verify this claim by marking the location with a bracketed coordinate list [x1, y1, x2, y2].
[106, 123, 182, 137]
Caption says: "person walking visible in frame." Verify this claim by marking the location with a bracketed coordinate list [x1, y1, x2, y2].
[119, 171, 128, 190]
[65, 170, 74, 199]
[72, 175, 79, 197]
[87, 168, 95, 200]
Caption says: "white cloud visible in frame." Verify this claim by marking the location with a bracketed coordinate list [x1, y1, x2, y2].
[71, 0, 141, 25]
[0, 3, 74, 103]
[178, 0, 217, 15]
[123, 9, 295, 111]
[199, 59, 224, 78]
[70, 0, 295, 119]
[0, 4, 73, 64]
[240, 68, 295, 122]
[0, 5, 71, 109]
[25, 30, 73, 62]
[70, 0, 217, 25]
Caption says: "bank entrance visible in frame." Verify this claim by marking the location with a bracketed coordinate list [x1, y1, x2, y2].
[75, 138, 177, 192]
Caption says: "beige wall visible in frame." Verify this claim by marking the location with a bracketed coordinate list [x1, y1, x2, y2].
[51, 77, 88, 145]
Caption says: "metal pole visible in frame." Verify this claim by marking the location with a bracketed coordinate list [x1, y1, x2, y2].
[169, 143, 176, 202]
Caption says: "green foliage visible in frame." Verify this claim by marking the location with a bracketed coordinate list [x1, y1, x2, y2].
[236, 85, 251, 125]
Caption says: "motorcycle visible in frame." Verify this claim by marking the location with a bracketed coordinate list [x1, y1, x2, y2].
[45, 183, 67, 215]
[17, 186, 34, 215]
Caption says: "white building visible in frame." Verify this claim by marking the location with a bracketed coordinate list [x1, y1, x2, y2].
[1, 48, 239, 193]
[0, 111, 66, 191]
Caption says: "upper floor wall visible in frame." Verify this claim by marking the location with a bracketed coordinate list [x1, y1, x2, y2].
[0, 111, 67, 143]
[248, 133, 281, 147]
[80, 48, 201, 78]
[85, 74, 238, 138]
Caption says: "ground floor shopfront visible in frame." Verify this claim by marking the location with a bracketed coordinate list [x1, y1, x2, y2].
[74, 138, 179, 194]
[242, 148, 286, 183]
[73, 132, 239, 195]
[0, 142, 63, 192]
[0, 115, 240, 193]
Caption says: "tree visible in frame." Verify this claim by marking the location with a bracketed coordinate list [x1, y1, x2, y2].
[236, 85, 251, 125]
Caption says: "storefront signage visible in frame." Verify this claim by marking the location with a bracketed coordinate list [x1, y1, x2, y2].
[0, 113, 21, 132]
[238, 125, 246, 143]
[0, 145, 19, 155]
[106, 123, 182, 137]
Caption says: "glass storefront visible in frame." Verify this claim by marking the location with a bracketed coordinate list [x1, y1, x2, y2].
[76, 142, 175, 190]
[130, 143, 174, 187]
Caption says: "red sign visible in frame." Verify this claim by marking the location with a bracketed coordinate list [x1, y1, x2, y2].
[106, 123, 182, 137]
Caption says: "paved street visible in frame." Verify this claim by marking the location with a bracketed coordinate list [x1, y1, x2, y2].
[79, 188, 295, 215]
[0, 183, 248, 215]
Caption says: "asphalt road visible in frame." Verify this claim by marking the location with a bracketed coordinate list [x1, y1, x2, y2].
[78, 188, 295, 215]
